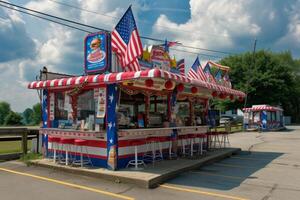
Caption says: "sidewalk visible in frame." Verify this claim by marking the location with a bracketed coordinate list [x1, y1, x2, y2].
[30, 148, 240, 188]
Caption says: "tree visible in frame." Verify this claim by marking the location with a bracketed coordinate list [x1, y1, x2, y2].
[4, 111, 23, 126]
[0, 101, 11, 125]
[216, 50, 300, 122]
[31, 103, 42, 125]
[22, 108, 33, 125]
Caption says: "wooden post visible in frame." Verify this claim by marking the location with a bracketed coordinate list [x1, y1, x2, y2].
[22, 130, 28, 155]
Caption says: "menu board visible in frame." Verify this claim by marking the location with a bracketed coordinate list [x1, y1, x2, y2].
[49, 93, 55, 121]
[96, 88, 106, 118]
[84, 32, 111, 74]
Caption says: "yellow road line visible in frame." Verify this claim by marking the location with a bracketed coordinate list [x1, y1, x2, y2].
[231, 156, 270, 161]
[214, 163, 257, 169]
[160, 184, 249, 200]
[0, 167, 134, 200]
[190, 171, 244, 180]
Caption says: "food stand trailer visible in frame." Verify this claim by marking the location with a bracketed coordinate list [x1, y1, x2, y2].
[243, 105, 284, 131]
[27, 32, 245, 170]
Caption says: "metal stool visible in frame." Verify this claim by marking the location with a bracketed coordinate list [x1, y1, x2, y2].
[208, 132, 221, 149]
[59, 138, 74, 166]
[196, 134, 207, 155]
[143, 137, 163, 163]
[219, 131, 230, 148]
[178, 134, 189, 157]
[73, 139, 92, 167]
[48, 136, 61, 162]
[162, 136, 177, 159]
[188, 134, 197, 157]
[126, 140, 146, 169]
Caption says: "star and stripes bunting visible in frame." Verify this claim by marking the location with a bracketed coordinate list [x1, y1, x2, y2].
[187, 57, 207, 81]
[176, 59, 185, 76]
[215, 69, 223, 84]
[223, 72, 232, 88]
[111, 6, 142, 72]
[203, 62, 217, 83]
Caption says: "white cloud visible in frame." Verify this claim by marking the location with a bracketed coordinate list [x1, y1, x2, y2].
[152, 0, 261, 54]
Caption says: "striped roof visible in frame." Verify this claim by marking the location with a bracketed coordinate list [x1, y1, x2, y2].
[243, 105, 283, 112]
[28, 68, 245, 97]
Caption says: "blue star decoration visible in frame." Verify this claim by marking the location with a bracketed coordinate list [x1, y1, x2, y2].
[109, 94, 114, 103]
[108, 122, 112, 130]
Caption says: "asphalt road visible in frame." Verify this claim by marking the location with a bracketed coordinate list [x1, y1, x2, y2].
[1, 126, 300, 200]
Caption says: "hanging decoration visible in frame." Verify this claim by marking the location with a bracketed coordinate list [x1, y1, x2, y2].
[212, 91, 218, 97]
[177, 83, 184, 92]
[164, 80, 173, 90]
[191, 86, 198, 94]
[145, 79, 154, 88]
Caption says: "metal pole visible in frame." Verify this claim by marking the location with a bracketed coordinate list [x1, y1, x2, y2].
[244, 39, 257, 108]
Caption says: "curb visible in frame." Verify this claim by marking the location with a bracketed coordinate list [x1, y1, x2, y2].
[29, 148, 241, 188]
[0, 153, 22, 161]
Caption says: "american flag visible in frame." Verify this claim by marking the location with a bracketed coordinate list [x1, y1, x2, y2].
[176, 59, 185, 76]
[215, 69, 223, 84]
[111, 7, 142, 72]
[164, 39, 180, 52]
[188, 57, 207, 81]
[223, 72, 232, 88]
[203, 62, 216, 83]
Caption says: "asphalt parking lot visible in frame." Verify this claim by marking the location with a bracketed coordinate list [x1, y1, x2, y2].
[1, 126, 300, 200]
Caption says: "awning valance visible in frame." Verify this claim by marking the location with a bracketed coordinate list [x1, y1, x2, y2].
[28, 68, 245, 97]
[243, 105, 283, 112]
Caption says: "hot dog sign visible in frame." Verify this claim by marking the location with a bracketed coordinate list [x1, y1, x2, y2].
[84, 32, 111, 74]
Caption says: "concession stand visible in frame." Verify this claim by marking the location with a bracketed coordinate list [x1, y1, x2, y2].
[27, 31, 245, 170]
[243, 105, 284, 131]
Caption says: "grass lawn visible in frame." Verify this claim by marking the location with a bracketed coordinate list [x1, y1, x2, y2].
[0, 140, 32, 155]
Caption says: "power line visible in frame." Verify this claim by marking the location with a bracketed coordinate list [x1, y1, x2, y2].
[46, 0, 235, 55]
[0, 0, 233, 55]
[47, 0, 233, 41]
[0, 0, 107, 32]
[0, 0, 227, 59]
[0, 3, 91, 33]
[170, 48, 223, 59]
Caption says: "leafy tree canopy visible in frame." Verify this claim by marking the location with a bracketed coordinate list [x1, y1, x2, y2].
[215, 50, 300, 122]
[0, 101, 11, 125]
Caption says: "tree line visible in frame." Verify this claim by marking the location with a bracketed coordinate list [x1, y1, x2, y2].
[216, 50, 300, 123]
[0, 101, 41, 126]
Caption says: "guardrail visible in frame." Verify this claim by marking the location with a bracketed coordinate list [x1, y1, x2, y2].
[0, 127, 40, 156]
[210, 123, 243, 133]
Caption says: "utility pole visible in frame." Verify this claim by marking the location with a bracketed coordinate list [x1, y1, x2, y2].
[244, 39, 257, 108]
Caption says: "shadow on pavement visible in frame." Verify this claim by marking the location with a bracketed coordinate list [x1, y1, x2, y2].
[167, 151, 283, 190]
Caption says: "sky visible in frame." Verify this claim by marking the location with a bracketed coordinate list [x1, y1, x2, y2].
[0, 0, 299, 112]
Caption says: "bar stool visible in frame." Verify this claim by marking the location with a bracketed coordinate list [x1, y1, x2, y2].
[48, 136, 61, 163]
[178, 134, 189, 157]
[164, 136, 177, 159]
[59, 138, 75, 166]
[219, 131, 230, 148]
[196, 134, 207, 155]
[208, 132, 221, 149]
[143, 136, 163, 163]
[73, 139, 92, 167]
[187, 134, 197, 157]
[126, 140, 146, 169]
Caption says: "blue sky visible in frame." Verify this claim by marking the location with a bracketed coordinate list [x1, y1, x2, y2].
[0, 0, 299, 112]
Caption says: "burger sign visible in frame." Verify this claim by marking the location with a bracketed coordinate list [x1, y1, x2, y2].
[84, 32, 111, 74]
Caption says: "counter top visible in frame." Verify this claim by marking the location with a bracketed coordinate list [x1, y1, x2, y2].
[39, 128, 106, 139]
[118, 126, 208, 137]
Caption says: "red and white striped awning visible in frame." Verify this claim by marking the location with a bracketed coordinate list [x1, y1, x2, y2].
[28, 68, 245, 97]
[243, 105, 283, 112]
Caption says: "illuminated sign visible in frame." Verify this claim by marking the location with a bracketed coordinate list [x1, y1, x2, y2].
[84, 32, 111, 74]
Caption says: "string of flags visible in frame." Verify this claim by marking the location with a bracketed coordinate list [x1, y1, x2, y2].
[111, 6, 232, 89]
